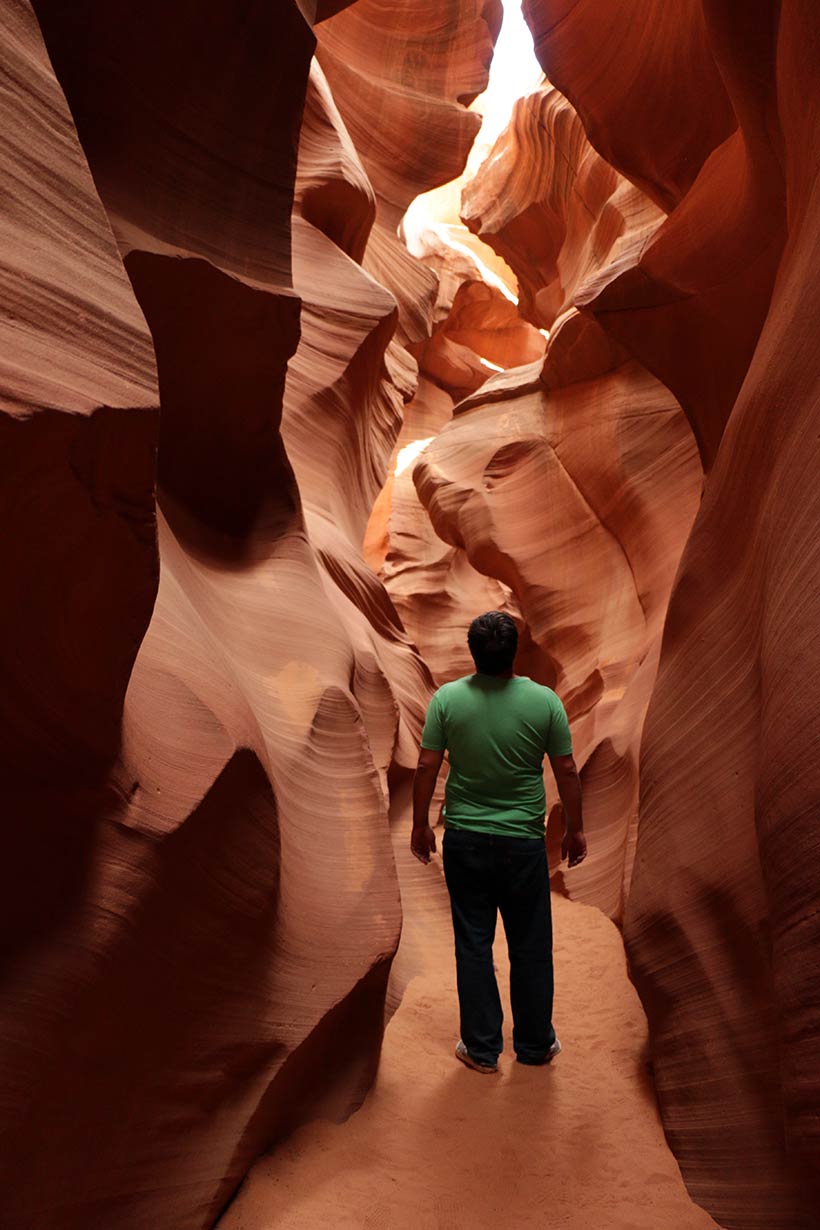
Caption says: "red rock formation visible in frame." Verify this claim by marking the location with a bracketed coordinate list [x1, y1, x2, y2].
[523, 0, 785, 469]
[310, 2, 522, 724]
[410, 278, 545, 402]
[8, 1, 817, 1228]
[0, 2, 391, 1225]
[1, 1, 505, 1225]
[412, 354, 700, 916]
[620, 3, 820, 1226]
[461, 84, 664, 330]
[520, 1, 820, 1226]
[368, 224, 544, 691]
[522, 0, 735, 213]
[376, 371, 520, 690]
[296, 60, 376, 265]
[0, 0, 159, 785]
[317, 0, 503, 342]
[287, 85, 434, 774]
[0, 4, 448, 1229]
[317, 0, 503, 224]
[383, 71, 701, 919]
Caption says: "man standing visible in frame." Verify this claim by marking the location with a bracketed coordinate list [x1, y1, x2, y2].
[411, 611, 587, 1074]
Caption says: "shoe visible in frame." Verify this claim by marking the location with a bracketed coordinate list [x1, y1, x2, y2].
[516, 1038, 562, 1066]
[455, 1039, 498, 1074]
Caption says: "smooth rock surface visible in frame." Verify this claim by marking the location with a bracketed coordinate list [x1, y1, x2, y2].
[413, 358, 700, 918]
[4, 3, 818, 1229]
[0, 2, 492, 1227]
[518, 1, 820, 1225]
[622, 3, 820, 1225]
[461, 83, 664, 331]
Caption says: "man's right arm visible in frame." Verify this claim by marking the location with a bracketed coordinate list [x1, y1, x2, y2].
[549, 753, 587, 868]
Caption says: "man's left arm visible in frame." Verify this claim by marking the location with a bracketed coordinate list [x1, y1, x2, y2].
[411, 747, 444, 864]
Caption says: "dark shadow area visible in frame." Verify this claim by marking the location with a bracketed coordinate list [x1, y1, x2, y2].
[0, 749, 283, 1230]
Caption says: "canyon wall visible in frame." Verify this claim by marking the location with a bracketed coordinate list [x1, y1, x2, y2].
[366, 4, 819, 1222]
[521, 1, 820, 1227]
[373, 83, 702, 918]
[3, 2, 818, 1229]
[0, 2, 499, 1228]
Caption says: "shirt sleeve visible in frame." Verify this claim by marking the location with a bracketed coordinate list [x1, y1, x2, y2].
[546, 695, 573, 756]
[420, 689, 447, 750]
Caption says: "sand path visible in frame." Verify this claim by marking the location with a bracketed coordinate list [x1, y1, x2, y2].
[218, 833, 718, 1230]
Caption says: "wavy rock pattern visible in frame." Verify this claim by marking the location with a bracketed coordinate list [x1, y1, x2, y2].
[523, 0, 785, 469]
[317, 0, 503, 343]
[522, 0, 735, 213]
[521, 2, 820, 1227]
[461, 84, 664, 331]
[381, 71, 701, 919]
[369, 226, 544, 692]
[413, 358, 700, 916]
[0, 0, 160, 783]
[5, 2, 817, 1229]
[0, 2, 496, 1228]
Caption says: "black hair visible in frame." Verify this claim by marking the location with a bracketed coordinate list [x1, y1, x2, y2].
[467, 610, 518, 675]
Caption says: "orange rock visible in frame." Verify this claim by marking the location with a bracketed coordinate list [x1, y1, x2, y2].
[623, 2, 820, 1224]
[1, 0, 507, 1223]
[498, 3, 820, 1225]
[0, 0, 159, 784]
[296, 60, 376, 264]
[461, 84, 664, 330]
[413, 353, 700, 917]
[524, 1, 786, 469]
[0, 2, 436, 1227]
[522, 0, 735, 212]
[385, 70, 701, 922]
[317, 0, 503, 343]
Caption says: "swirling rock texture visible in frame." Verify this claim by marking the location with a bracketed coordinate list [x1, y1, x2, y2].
[310, 0, 512, 720]
[368, 227, 546, 689]
[0, 2, 499, 1229]
[460, 83, 665, 332]
[316, 0, 503, 343]
[413, 355, 701, 918]
[5, 1, 819, 1229]
[388, 77, 702, 919]
[523, 0, 785, 471]
[522, 1, 820, 1227]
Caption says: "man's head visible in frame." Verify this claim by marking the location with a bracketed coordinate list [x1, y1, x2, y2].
[467, 610, 518, 676]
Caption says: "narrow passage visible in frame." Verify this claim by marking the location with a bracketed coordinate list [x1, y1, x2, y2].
[219, 826, 718, 1230]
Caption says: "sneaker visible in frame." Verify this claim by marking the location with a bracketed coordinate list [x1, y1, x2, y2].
[516, 1037, 562, 1066]
[455, 1039, 499, 1074]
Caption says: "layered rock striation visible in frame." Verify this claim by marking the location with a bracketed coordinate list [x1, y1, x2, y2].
[522, 2, 820, 1227]
[0, 3, 498, 1228]
[377, 76, 702, 919]
[3, 3, 818, 1230]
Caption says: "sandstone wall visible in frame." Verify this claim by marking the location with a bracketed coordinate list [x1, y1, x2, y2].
[523, 1, 820, 1226]
[0, 3, 498, 1227]
[374, 81, 702, 919]
[4, 2, 818, 1228]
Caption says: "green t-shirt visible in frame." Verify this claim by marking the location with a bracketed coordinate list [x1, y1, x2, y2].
[420, 674, 573, 839]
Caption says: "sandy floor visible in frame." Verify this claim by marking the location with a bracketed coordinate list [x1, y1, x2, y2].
[217, 836, 718, 1230]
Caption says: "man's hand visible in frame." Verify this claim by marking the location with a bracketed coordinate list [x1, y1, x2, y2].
[411, 824, 437, 865]
[550, 752, 586, 869]
[412, 746, 444, 865]
[561, 827, 587, 868]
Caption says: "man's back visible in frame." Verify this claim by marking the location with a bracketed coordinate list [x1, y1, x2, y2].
[420, 673, 572, 838]
[411, 612, 586, 1073]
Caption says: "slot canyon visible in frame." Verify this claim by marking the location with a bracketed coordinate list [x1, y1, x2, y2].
[1, 1, 819, 1228]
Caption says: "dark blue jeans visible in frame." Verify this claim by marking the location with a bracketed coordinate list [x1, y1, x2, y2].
[442, 826, 556, 1066]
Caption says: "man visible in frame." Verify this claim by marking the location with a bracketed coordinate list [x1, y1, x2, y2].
[411, 610, 587, 1074]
